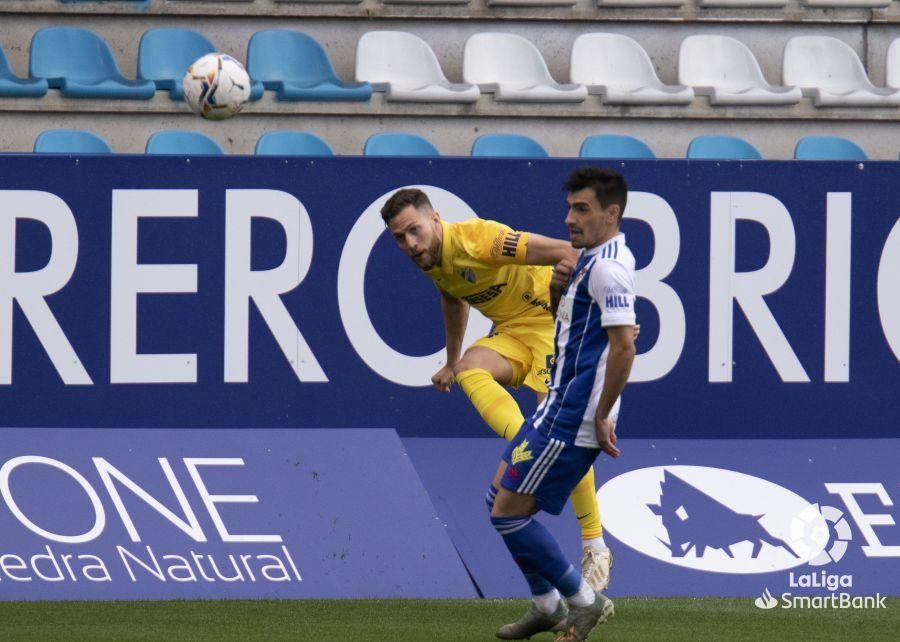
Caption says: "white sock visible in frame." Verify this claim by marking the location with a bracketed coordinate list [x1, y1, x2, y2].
[567, 580, 596, 607]
[532, 589, 562, 615]
[582, 536, 607, 551]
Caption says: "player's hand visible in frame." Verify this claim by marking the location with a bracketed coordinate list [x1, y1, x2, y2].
[595, 417, 621, 458]
[551, 257, 576, 294]
[634, 324, 641, 341]
[431, 365, 455, 392]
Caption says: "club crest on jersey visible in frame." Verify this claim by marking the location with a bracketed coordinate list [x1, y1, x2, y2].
[511, 439, 533, 465]
[459, 267, 477, 283]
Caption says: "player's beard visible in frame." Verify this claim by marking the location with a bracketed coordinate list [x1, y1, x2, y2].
[413, 238, 441, 271]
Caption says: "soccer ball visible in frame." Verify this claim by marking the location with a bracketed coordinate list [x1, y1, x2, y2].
[183, 53, 251, 121]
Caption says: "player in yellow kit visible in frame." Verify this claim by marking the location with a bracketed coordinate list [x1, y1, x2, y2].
[380, 188, 612, 592]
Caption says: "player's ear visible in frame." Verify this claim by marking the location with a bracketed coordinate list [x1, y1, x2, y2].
[606, 204, 621, 223]
[432, 210, 442, 222]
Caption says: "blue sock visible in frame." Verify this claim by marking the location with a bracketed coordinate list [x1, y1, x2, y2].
[492, 515, 583, 598]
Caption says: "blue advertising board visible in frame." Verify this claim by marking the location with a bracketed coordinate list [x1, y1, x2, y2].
[0, 156, 897, 439]
[0, 156, 897, 600]
[0, 428, 475, 600]
[405, 437, 899, 599]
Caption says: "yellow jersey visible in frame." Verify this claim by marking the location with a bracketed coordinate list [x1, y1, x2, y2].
[426, 218, 553, 327]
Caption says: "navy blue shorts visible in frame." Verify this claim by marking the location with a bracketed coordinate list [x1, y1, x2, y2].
[500, 422, 599, 515]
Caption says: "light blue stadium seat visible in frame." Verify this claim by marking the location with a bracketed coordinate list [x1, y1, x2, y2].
[145, 131, 224, 155]
[580, 135, 655, 159]
[793, 136, 868, 161]
[686, 135, 762, 160]
[138, 28, 216, 101]
[0, 45, 47, 97]
[255, 131, 334, 156]
[471, 134, 548, 158]
[34, 129, 112, 154]
[29, 27, 156, 99]
[364, 133, 440, 156]
[247, 30, 371, 102]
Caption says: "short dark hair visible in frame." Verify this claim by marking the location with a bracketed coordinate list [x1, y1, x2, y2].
[380, 188, 434, 223]
[564, 167, 628, 221]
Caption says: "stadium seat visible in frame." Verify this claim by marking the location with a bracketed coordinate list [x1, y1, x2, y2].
[570, 34, 693, 105]
[783, 36, 900, 107]
[137, 28, 217, 101]
[580, 135, 655, 159]
[597, 0, 684, 6]
[0, 45, 47, 97]
[886, 39, 900, 89]
[29, 27, 156, 99]
[383, 0, 466, 4]
[471, 134, 548, 157]
[34, 129, 112, 154]
[698, 0, 786, 6]
[255, 131, 334, 156]
[801, 0, 889, 6]
[487, 0, 576, 6]
[793, 136, 868, 160]
[463, 33, 587, 103]
[686, 135, 762, 160]
[364, 133, 440, 156]
[145, 131, 224, 155]
[355, 31, 479, 103]
[679, 36, 801, 105]
[247, 30, 371, 102]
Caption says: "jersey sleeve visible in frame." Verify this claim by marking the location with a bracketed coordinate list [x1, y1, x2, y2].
[588, 259, 636, 327]
[455, 218, 529, 266]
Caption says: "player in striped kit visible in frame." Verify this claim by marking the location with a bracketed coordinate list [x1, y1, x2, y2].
[490, 168, 637, 641]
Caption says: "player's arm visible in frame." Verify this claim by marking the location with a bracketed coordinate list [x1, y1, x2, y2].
[431, 290, 469, 392]
[594, 325, 635, 458]
[588, 259, 637, 457]
[463, 219, 574, 268]
[523, 233, 578, 267]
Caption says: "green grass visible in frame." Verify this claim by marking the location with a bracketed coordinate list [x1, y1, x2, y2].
[0, 598, 896, 641]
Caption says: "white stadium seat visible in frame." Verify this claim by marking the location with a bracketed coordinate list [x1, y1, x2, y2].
[570, 34, 693, 105]
[801, 0, 890, 7]
[355, 32, 479, 103]
[678, 35, 801, 105]
[698, 0, 786, 7]
[383, 0, 468, 4]
[597, 0, 685, 7]
[886, 39, 900, 89]
[488, 0, 576, 6]
[783, 36, 900, 107]
[463, 33, 587, 103]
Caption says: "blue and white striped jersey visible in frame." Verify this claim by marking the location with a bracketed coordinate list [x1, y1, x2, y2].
[531, 233, 636, 448]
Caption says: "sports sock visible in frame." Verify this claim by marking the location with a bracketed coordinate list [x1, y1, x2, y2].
[583, 536, 607, 551]
[533, 589, 562, 615]
[569, 465, 603, 540]
[456, 368, 525, 440]
[491, 515, 583, 598]
[567, 580, 597, 607]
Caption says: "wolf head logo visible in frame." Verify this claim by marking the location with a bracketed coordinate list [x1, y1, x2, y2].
[647, 470, 798, 559]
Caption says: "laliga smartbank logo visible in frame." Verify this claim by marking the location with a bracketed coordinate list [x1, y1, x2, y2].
[0, 456, 301, 586]
[753, 504, 887, 611]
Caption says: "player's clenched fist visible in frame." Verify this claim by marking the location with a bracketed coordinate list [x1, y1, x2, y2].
[431, 364, 455, 392]
[551, 257, 575, 293]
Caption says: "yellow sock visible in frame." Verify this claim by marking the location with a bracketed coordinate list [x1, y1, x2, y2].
[455, 368, 525, 441]
[570, 465, 603, 540]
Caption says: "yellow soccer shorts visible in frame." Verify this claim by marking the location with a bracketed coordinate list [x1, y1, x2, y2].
[472, 320, 554, 393]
